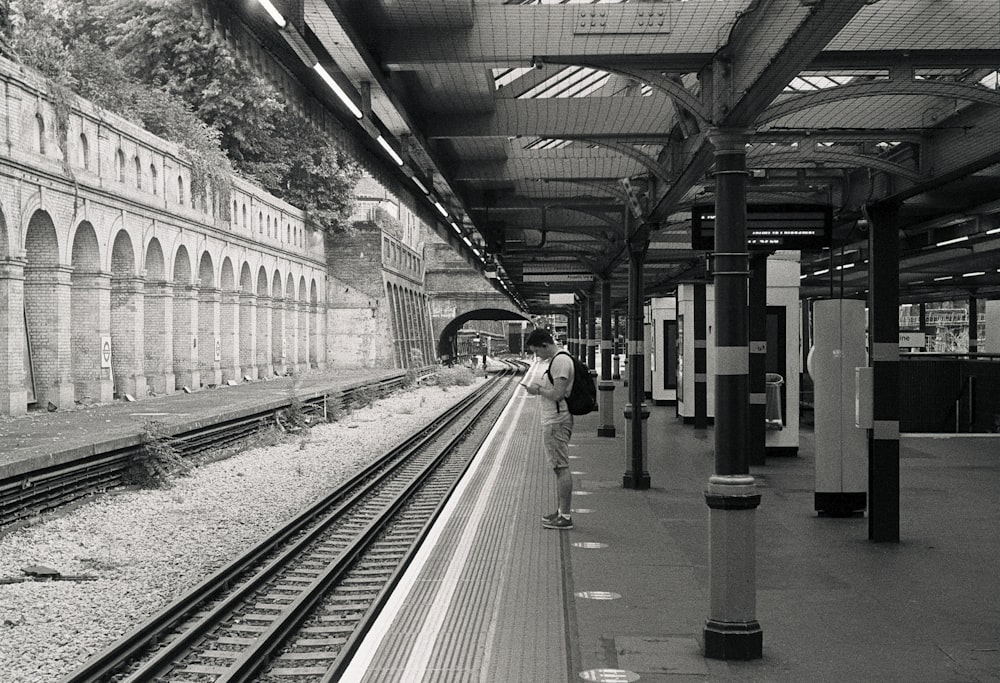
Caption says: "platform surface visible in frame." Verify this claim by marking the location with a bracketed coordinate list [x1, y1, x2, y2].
[0, 368, 399, 479]
[348, 375, 1000, 682]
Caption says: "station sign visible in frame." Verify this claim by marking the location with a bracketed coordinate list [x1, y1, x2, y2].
[100, 336, 112, 368]
[691, 203, 832, 251]
[523, 272, 594, 282]
[549, 293, 576, 305]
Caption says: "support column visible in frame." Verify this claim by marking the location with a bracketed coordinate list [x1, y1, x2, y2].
[748, 253, 767, 466]
[567, 306, 576, 358]
[284, 297, 299, 374]
[271, 296, 285, 376]
[198, 285, 222, 387]
[586, 293, 596, 371]
[173, 283, 200, 391]
[704, 129, 762, 660]
[694, 282, 709, 429]
[624, 212, 650, 489]
[309, 302, 320, 369]
[598, 278, 616, 437]
[111, 274, 147, 399]
[968, 295, 978, 354]
[239, 292, 257, 380]
[0, 257, 27, 416]
[297, 299, 309, 373]
[864, 200, 901, 543]
[25, 264, 75, 409]
[318, 302, 329, 370]
[220, 288, 241, 383]
[612, 310, 621, 380]
[144, 280, 174, 394]
[257, 295, 273, 378]
[71, 270, 113, 403]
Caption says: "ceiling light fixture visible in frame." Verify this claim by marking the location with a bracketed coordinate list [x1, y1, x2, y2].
[412, 176, 430, 194]
[433, 201, 449, 218]
[313, 64, 363, 119]
[962, 271, 986, 277]
[255, 0, 286, 27]
[987, 227, 1000, 235]
[933, 276, 953, 281]
[376, 135, 404, 166]
[935, 235, 969, 247]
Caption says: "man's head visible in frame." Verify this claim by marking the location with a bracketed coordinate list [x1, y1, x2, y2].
[525, 327, 557, 359]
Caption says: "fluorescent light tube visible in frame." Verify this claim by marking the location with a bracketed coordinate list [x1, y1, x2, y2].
[376, 135, 404, 166]
[935, 235, 969, 247]
[987, 227, 1000, 235]
[434, 201, 448, 218]
[256, 0, 286, 27]
[813, 268, 829, 276]
[933, 276, 953, 281]
[313, 64, 363, 119]
[412, 176, 429, 194]
[962, 271, 985, 277]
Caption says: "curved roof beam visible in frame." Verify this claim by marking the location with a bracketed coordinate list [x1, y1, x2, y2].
[759, 79, 1000, 126]
[747, 148, 921, 183]
[585, 64, 710, 126]
[560, 137, 672, 186]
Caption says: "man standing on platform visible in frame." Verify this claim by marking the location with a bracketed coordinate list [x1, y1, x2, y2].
[523, 328, 575, 530]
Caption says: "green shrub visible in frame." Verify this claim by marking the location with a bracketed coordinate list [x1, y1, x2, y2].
[125, 422, 192, 488]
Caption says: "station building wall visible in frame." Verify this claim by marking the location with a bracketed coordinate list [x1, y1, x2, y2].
[0, 58, 328, 416]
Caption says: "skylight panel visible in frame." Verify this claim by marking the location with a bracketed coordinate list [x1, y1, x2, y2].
[493, 66, 534, 90]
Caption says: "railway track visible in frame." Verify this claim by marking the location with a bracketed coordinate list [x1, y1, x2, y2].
[61, 364, 521, 682]
[0, 373, 420, 530]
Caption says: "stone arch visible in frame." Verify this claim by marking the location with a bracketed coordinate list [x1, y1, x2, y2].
[309, 278, 320, 368]
[177, 175, 185, 205]
[271, 269, 284, 374]
[70, 222, 110, 402]
[23, 210, 66, 407]
[110, 230, 144, 398]
[0, 204, 8, 259]
[78, 133, 89, 170]
[297, 275, 308, 369]
[238, 262, 254, 376]
[143, 238, 170, 394]
[172, 245, 196, 390]
[388, 283, 403, 368]
[197, 252, 219, 385]
[284, 272, 297, 370]
[437, 308, 530, 362]
[33, 112, 45, 154]
[218, 257, 238, 383]
[256, 266, 271, 376]
[116, 149, 126, 183]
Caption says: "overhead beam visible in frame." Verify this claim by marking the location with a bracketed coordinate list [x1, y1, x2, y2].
[424, 97, 678, 139]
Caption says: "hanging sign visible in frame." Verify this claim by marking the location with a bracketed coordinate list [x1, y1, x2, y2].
[691, 203, 832, 250]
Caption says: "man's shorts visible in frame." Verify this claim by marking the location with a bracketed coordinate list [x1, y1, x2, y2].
[542, 419, 573, 470]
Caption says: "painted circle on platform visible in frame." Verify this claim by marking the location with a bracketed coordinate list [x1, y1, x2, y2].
[575, 590, 621, 600]
[571, 471, 586, 475]
[571, 508, 593, 514]
[579, 669, 640, 682]
[572, 541, 608, 549]
[573, 491, 592, 496]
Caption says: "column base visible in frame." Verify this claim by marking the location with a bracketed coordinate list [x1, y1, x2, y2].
[598, 426, 616, 437]
[622, 471, 650, 489]
[815, 491, 866, 517]
[704, 619, 763, 660]
[1, 390, 27, 417]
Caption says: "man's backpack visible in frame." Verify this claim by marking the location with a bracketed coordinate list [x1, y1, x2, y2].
[546, 351, 599, 415]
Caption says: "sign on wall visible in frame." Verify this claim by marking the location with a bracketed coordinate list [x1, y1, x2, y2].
[100, 336, 112, 369]
[214, 337, 222, 361]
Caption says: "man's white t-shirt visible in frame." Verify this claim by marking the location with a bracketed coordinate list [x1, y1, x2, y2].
[540, 351, 575, 425]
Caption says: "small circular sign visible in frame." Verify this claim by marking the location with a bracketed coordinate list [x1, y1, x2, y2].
[102, 341, 111, 363]
[579, 669, 640, 682]
[575, 591, 621, 600]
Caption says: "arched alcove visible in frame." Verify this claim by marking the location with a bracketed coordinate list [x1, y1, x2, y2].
[70, 222, 109, 402]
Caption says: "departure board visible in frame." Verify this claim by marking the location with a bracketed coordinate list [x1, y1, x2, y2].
[691, 204, 832, 250]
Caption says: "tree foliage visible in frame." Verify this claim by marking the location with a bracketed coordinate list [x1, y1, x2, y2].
[4, 0, 360, 232]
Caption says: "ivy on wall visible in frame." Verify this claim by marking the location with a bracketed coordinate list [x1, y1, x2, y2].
[4, 0, 360, 233]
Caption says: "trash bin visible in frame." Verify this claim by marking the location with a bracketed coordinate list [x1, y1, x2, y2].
[765, 372, 783, 430]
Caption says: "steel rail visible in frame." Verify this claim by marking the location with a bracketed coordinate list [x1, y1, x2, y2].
[60, 365, 518, 683]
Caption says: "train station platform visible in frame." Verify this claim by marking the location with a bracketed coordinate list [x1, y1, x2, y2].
[0, 368, 402, 481]
[345, 370, 1000, 682]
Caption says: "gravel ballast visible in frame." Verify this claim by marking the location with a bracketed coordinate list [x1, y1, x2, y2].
[0, 380, 483, 683]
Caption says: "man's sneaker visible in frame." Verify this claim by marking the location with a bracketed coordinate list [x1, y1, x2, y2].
[542, 515, 573, 530]
[541, 511, 561, 524]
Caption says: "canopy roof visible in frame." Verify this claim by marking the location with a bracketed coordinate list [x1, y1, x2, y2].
[233, 0, 1000, 311]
